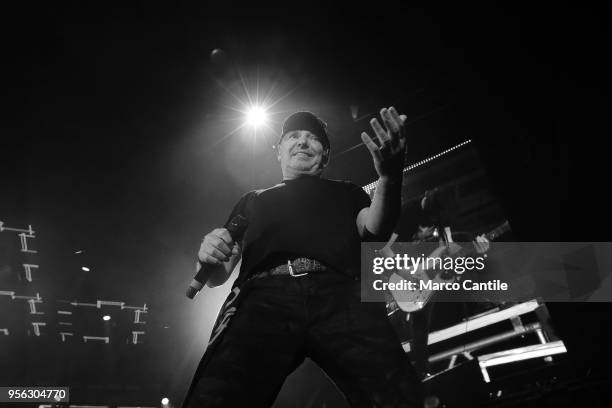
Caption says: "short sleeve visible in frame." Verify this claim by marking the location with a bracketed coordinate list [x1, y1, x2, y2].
[224, 191, 258, 242]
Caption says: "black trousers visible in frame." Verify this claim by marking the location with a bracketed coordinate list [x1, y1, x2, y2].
[183, 272, 423, 408]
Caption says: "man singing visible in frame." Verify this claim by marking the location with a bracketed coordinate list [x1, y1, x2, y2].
[183, 107, 423, 407]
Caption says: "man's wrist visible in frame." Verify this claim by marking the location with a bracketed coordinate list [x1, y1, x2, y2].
[378, 175, 403, 187]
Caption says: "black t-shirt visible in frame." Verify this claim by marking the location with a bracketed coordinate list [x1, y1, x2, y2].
[225, 176, 371, 285]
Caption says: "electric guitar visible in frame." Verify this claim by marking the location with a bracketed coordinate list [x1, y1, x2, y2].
[384, 221, 511, 313]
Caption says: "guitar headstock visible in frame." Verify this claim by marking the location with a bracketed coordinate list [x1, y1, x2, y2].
[486, 220, 511, 242]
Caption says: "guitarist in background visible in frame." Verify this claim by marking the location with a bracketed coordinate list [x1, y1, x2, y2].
[385, 185, 491, 377]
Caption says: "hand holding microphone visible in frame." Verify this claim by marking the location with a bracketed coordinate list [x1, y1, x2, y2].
[187, 215, 248, 299]
[198, 228, 240, 266]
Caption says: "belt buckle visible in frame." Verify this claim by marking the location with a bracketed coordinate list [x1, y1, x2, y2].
[288, 260, 308, 277]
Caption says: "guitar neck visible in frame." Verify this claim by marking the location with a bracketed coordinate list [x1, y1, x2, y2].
[484, 221, 510, 242]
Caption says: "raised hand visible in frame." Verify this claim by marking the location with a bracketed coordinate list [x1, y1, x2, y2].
[360, 106, 408, 181]
[473, 234, 490, 254]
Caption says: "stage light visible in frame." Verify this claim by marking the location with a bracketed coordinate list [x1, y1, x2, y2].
[161, 397, 169, 405]
[362, 140, 472, 195]
[210, 48, 226, 66]
[245, 106, 267, 127]
[81, 266, 90, 272]
[103, 315, 111, 321]
[350, 104, 359, 121]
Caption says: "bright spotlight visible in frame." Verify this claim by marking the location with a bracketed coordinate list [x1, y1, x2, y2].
[161, 397, 169, 405]
[81, 266, 90, 272]
[103, 315, 111, 321]
[245, 106, 267, 127]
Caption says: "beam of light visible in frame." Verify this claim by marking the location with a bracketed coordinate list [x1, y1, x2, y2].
[81, 266, 90, 272]
[102, 315, 111, 321]
[245, 106, 268, 128]
[161, 397, 169, 405]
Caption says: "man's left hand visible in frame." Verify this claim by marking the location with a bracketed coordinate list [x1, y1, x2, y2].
[361, 106, 408, 181]
[473, 234, 490, 254]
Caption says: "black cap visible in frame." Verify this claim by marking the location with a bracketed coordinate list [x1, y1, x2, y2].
[280, 111, 330, 151]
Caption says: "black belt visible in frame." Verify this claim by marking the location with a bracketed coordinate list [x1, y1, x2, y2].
[253, 257, 328, 278]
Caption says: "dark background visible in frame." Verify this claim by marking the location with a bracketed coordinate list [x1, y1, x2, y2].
[0, 2, 609, 407]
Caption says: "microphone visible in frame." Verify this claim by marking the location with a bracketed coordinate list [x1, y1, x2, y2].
[186, 215, 249, 299]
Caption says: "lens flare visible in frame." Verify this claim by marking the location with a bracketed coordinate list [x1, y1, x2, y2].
[246, 106, 267, 127]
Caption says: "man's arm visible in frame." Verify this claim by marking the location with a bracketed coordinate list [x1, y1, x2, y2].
[356, 106, 407, 240]
[356, 177, 402, 240]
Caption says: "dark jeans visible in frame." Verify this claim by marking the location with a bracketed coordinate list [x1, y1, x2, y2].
[183, 272, 423, 408]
